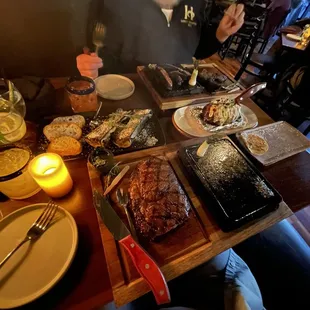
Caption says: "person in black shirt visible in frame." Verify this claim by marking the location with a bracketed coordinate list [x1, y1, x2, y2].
[77, 0, 245, 78]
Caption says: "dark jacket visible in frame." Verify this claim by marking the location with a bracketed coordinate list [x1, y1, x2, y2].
[101, 0, 221, 73]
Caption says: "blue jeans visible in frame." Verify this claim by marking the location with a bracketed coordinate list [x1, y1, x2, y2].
[234, 219, 310, 310]
[103, 220, 310, 310]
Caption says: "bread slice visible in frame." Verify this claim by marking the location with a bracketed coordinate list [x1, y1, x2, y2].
[47, 136, 82, 156]
[44, 123, 82, 141]
[51, 115, 85, 128]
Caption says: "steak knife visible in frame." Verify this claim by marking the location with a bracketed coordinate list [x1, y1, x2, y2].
[93, 190, 171, 305]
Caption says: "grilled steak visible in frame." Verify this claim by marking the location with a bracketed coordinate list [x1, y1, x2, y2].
[128, 157, 191, 240]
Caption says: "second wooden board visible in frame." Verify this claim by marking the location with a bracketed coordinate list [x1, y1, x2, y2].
[137, 63, 242, 110]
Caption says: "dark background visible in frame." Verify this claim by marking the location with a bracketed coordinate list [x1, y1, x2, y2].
[0, 0, 102, 78]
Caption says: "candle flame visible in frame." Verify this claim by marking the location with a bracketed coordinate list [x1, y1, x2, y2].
[44, 167, 57, 175]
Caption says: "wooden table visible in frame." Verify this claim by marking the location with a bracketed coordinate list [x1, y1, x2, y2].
[0, 161, 113, 310]
[1, 71, 310, 309]
[281, 33, 308, 52]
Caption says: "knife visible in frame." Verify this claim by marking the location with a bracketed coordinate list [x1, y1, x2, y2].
[93, 190, 171, 305]
[235, 82, 267, 105]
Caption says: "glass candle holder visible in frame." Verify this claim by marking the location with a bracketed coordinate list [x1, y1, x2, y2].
[28, 153, 73, 198]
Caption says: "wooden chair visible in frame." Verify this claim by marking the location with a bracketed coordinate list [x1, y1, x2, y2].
[218, 4, 267, 60]
[234, 53, 277, 81]
[257, 9, 291, 54]
[274, 67, 310, 131]
[234, 13, 269, 81]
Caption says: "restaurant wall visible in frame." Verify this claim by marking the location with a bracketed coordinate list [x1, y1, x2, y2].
[0, 0, 100, 77]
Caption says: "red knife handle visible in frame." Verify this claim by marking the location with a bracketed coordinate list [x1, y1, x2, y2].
[119, 235, 171, 305]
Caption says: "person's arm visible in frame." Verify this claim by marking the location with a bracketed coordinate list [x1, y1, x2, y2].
[77, 1, 124, 78]
[195, 3, 245, 59]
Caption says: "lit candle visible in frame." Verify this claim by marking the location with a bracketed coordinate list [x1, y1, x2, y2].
[28, 153, 73, 198]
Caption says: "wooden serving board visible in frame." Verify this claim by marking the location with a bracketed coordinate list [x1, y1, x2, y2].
[87, 141, 292, 307]
[137, 63, 243, 111]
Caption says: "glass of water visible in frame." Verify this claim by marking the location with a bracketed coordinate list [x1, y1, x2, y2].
[0, 100, 26, 145]
[0, 79, 26, 118]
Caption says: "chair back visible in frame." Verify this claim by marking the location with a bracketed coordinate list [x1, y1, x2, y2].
[240, 11, 267, 64]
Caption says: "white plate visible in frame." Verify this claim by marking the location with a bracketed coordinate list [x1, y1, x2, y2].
[0, 204, 78, 309]
[286, 34, 302, 41]
[173, 103, 258, 138]
[95, 74, 135, 100]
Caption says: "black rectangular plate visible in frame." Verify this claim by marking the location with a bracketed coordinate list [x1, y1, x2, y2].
[178, 138, 282, 231]
[37, 111, 166, 161]
[144, 66, 205, 98]
[144, 65, 237, 98]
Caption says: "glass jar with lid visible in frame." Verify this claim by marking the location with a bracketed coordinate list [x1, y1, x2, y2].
[66, 76, 98, 113]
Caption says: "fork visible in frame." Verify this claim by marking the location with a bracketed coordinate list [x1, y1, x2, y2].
[116, 189, 138, 241]
[93, 22, 106, 55]
[89, 100, 103, 129]
[0, 201, 59, 268]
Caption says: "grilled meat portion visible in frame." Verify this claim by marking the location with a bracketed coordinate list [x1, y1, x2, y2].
[112, 109, 152, 148]
[170, 71, 184, 87]
[129, 157, 191, 240]
[86, 109, 152, 148]
[199, 70, 227, 84]
[85, 110, 128, 147]
[148, 64, 173, 90]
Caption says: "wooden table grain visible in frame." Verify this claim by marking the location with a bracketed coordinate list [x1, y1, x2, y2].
[1, 70, 310, 309]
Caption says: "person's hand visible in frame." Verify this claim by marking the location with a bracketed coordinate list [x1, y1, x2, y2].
[76, 52, 103, 79]
[216, 4, 245, 43]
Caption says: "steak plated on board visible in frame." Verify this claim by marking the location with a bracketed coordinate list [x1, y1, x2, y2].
[128, 157, 191, 240]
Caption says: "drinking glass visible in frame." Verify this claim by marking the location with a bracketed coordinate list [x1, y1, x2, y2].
[0, 100, 26, 145]
[0, 79, 26, 118]
[65, 76, 98, 113]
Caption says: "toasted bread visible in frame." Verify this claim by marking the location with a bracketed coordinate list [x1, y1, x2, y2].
[51, 115, 85, 128]
[44, 123, 82, 141]
[47, 136, 82, 156]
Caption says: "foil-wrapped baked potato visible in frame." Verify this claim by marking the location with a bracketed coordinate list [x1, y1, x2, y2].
[202, 98, 241, 126]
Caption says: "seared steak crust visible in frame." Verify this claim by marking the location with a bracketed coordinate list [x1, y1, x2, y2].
[129, 157, 190, 240]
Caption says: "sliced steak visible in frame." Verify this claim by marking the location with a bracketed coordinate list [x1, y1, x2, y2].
[128, 157, 191, 240]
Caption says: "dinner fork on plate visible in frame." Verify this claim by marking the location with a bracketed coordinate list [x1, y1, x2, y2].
[116, 188, 138, 241]
[93, 22, 106, 55]
[0, 201, 59, 268]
